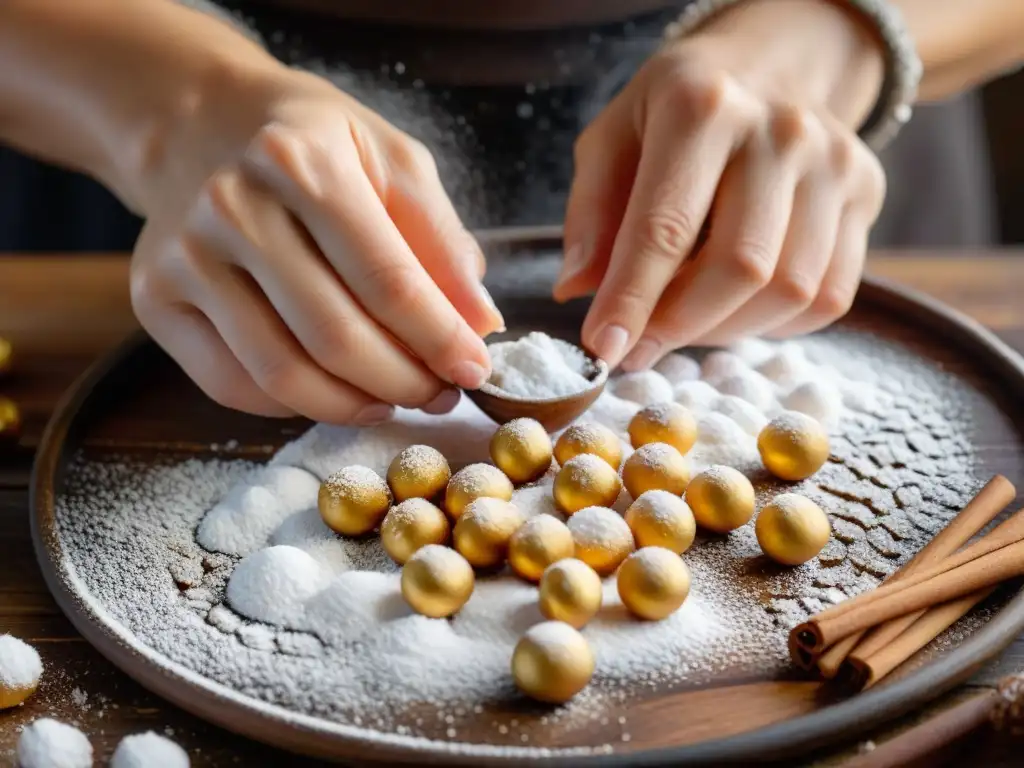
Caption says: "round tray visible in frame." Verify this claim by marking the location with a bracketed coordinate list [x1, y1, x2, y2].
[32, 233, 1024, 766]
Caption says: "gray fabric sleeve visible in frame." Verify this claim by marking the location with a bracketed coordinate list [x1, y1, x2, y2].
[174, 0, 265, 46]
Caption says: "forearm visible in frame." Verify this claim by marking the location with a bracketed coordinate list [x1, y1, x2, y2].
[894, 0, 1024, 101]
[0, 0, 284, 214]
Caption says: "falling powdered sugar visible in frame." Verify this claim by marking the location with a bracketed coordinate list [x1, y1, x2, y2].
[51, 329, 990, 757]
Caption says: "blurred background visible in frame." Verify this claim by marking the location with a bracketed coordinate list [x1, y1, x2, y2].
[0, 5, 1020, 253]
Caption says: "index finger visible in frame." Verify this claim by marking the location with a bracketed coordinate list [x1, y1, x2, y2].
[581, 84, 735, 367]
[245, 125, 492, 390]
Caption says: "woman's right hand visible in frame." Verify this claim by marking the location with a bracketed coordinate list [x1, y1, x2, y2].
[130, 68, 504, 425]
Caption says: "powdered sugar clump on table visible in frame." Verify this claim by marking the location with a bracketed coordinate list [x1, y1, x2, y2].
[110, 731, 190, 768]
[53, 330, 987, 757]
[17, 719, 92, 768]
[0, 634, 43, 695]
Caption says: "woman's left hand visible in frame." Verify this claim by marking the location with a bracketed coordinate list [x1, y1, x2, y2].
[556, 0, 889, 370]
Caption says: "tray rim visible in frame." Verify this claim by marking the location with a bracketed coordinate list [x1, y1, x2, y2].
[30, 232, 1024, 766]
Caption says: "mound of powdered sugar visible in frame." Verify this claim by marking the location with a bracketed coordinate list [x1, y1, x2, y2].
[0, 634, 43, 694]
[17, 719, 92, 768]
[110, 731, 190, 768]
[53, 330, 988, 757]
[487, 332, 595, 399]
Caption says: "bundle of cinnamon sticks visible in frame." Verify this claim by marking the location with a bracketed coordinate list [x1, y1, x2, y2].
[790, 475, 1020, 690]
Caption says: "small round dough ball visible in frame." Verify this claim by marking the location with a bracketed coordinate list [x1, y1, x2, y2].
[512, 621, 595, 703]
[111, 732, 189, 768]
[318, 466, 391, 536]
[758, 411, 830, 481]
[730, 337, 775, 366]
[380, 498, 451, 564]
[673, 379, 720, 411]
[783, 380, 843, 427]
[387, 445, 451, 503]
[538, 558, 603, 628]
[17, 719, 92, 768]
[0, 634, 42, 709]
[611, 370, 674, 405]
[445, 463, 514, 520]
[756, 342, 809, 385]
[716, 369, 776, 411]
[490, 418, 553, 484]
[617, 547, 691, 620]
[628, 402, 698, 455]
[553, 454, 622, 515]
[701, 350, 747, 383]
[756, 493, 832, 565]
[621, 442, 690, 499]
[686, 465, 756, 533]
[654, 352, 700, 383]
[624, 490, 697, 554]
[712, 395, 769, 437]
[508, 514, 575, 582]
[401, 544, 475, 617]
[554, 422, 623, 470]
[567, 506, 635, 575]
[453, 497, 524, 568]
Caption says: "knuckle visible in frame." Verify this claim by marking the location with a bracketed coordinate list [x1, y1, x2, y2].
[199, 170, 247, 233]
[828, 134, 859, 179]
[727, 241, 776, 287]
[366, 261, 421, 307]
[772, 269, 817, 307]
[658, 69, 732, 123]
[770, 103, 815, 153]
[128, 264, 164, 314]
[639, 208, 700, 261]
[814, 284, 856, 320]
[251, 355, 301, 401]
[392, 137, 438, 178]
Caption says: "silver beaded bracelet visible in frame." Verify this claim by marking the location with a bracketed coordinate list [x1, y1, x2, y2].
[663, 0, 922, 151]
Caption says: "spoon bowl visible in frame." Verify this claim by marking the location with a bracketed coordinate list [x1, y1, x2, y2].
[462, 358, 609, 432]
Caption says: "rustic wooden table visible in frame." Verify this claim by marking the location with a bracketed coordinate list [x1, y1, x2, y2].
[2, 252, 1023, 766]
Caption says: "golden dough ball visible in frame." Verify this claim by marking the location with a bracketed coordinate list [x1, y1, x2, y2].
[621, 442, 690, 499]
[444, 463, 514, 520]
[490, 418, 554, 484]
[0, 336, 11, 377]
[0, 635, 41, 709]
[566, 506, 635, 576]
[538, 558, 603, 628]
[628, 402, 698, 455]
[453, 497, 524, 568]
[757, 411, 830, 481]
[554, 423, 623, 470]
[318, 465, 391, 536]
[380, 498, 451, 564]
[401, 544, 475, 618]
[686, 465, 756, 534]
[386, 445, 451, 503]
[624, 490, 697, 554]
[511, 621, 595, 703]
[616, 547, 691, 620]
[552, 454, 622, 515]
[0, 397, 20, 443]
[756, 493, 832, 565]
[508, 514, 575, 582]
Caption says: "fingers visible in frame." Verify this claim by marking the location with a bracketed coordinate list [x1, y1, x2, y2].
[189, 170, 454, 410]
[768, 211, 869, 338]
[173, 246, 393, 425]
[244, 126, 493, 391]
[383, 143, 505, 337]
[555, 105, 639, 303]
[620, 138, 797, 370]
[581, 84, 742, 367]
[690, 177, 842, 347]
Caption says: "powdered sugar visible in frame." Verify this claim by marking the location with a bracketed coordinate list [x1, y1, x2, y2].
[0, 634, 42, 690]
[487, 332, 594, 399]
[110, 732, 190, 768]
[50, 329, 990, 757]
[17, 719, 92, 768]
[567, 507, 634, 551]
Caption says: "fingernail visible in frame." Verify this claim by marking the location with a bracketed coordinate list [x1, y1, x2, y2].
[477, 283, 506, 332]
[422, 388, 462, 415]
[592, 324, 630, 365]
[355, 403, 394, 425]
[450, 361, 489, 390]
[554, 243, 589, 292]
[621, 337, 662, 372]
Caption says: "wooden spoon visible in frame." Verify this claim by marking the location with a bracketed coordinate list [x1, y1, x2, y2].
[462, 358, 609, 432]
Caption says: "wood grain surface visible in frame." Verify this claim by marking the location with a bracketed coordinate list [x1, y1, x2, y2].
[2, 251, 1024, 766]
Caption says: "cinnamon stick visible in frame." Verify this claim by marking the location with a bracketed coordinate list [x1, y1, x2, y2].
[840, 588, 994, 690]
[790, 475, 1015, 668]
[807, 537, 1024, 650]
[795, 499, 1024, 654]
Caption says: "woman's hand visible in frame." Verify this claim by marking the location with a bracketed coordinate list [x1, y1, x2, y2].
[557, 0, 888, 371]
[130, 69, 503, 425]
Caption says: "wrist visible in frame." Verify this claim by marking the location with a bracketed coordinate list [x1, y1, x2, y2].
[668, 0, 886, 129]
